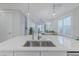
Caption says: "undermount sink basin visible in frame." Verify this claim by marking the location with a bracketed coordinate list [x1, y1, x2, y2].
[23, 41, 56, 47]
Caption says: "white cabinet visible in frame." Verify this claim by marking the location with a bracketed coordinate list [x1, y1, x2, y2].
[0, 12, 12, 42]
[0, 50, 66, 56]
[0, 51, 13, 56]
[67, 51, 79, 56]
[14, 51, 66, 56]
[67, 53, 79, 56]
[41, 51, 66, 56]
[0, 10, 25, 42]
[11, 11, 25, 37]
[14, 51, 40, 56]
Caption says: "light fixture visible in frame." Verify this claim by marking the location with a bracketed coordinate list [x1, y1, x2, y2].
[27, 12, 30, 16]
[52, 3, 56, 17]
[27, 3, 30, 16]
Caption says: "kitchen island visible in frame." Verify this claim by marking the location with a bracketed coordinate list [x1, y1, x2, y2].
[0, 35, 66, 56]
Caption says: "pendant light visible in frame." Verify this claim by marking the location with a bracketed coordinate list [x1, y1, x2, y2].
[52, 3, 56, 17]
[27, 3, 30, 16]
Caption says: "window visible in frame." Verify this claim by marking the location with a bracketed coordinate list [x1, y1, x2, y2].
[45, 22, 51, 31]
[58, 19, 63, 33]
[58, 16, 72, 36]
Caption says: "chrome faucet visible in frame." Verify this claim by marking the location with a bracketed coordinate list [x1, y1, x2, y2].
[38, 29, 41, 40]
[32, 31, 35, 40]
[32, 28, 34, 40]
[32, 28, 41, 40]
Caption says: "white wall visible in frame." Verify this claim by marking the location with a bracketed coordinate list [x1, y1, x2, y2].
[72, 7, 79, 39]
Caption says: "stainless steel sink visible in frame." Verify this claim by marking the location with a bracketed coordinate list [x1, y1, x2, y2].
[23, 41, 56, 47]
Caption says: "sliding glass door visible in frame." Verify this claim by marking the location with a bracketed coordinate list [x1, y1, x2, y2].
[58, 16, 72, 37]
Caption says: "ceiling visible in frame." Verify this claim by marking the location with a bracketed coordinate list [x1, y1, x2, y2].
[0, 3, 79, 22]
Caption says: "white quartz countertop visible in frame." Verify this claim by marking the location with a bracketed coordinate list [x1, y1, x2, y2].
[68, 39, 79, 51]
[55, 35, 79, 51]
[0, 35, 66, 51]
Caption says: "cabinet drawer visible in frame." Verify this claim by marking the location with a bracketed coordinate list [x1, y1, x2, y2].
[0, 51, 13, 56]
[14, 51, 40, 56]
[67, 53, 79, 56]
[41, 51, 66, 56]
[67, 51, 79, 56]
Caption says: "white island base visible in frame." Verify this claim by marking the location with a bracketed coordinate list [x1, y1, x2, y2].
[0, 50, 66, 56]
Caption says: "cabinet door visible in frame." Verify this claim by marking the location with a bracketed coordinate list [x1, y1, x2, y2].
[14, 51, 40, 56]
[12, 11, 25, 37]
[0, 12, 13, 42]
[41, 51, 66, 56]
[0, 11, 25, 42]
[0, 51, 13, 56]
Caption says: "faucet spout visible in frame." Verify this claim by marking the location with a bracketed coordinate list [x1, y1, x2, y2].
[32, 33, 34, 40]
[38, 29, 41, 40]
